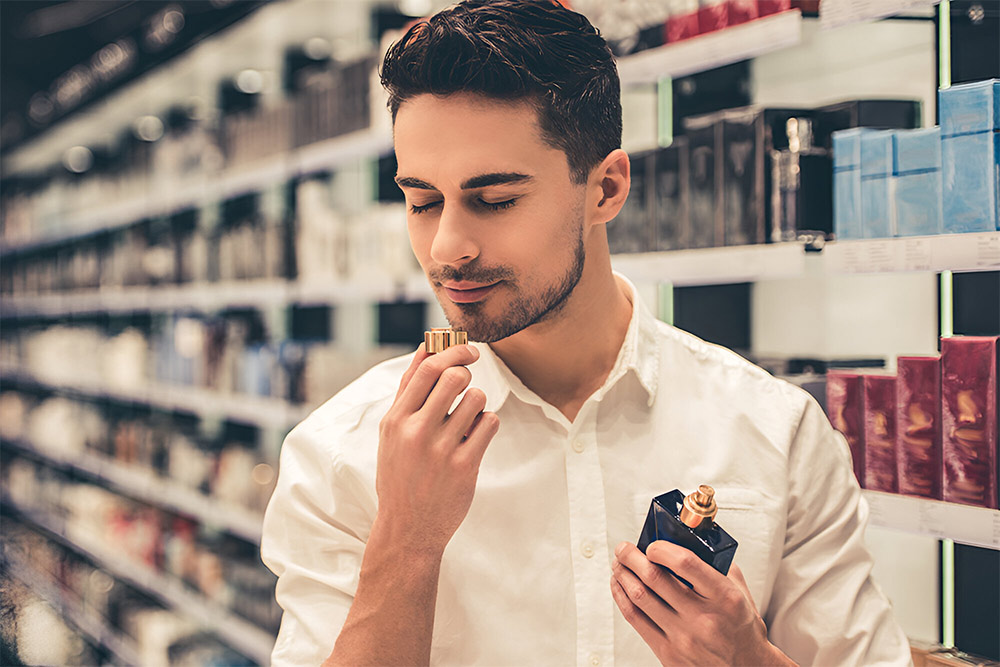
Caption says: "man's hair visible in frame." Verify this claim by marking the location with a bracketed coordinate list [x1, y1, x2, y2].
[380, 0, 621, 184]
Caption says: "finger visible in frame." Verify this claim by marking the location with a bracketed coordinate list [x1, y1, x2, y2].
[396, 344, 480, 414]
[616, 542, 701, 615]
[441, 388, 488, 442]
[611, 556, 678, 630]
[644, 539, 728, 600]
[394, 346, 431, 401]
[456, 411, 499, 467]
[420, 365, 473, 423]
[610, 576, 666, 648]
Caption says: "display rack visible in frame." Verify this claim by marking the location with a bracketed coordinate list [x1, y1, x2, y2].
[863, 490, 1000, 551]
[1, 274, 435, 318]
[1, 548, 143, 666]
[3, 438, 264, 544]
[617, 10, 803, 84]
[0, 365, 308, 431]
[1, 495, 275, 666]
[611, 232, 1000, 286]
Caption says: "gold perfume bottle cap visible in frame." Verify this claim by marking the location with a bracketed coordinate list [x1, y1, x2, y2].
[679, 484, 718, 530]
[424, 328, 469, 353]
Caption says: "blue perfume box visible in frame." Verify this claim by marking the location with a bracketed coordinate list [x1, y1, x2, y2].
[833, 128, 871, 240]
[893, 128, 943, 237]
[939, 79, 1000, 233]
[860, 131, 895, 239]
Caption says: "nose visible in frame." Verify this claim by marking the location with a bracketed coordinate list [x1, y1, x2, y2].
[429, 202, 479, 267]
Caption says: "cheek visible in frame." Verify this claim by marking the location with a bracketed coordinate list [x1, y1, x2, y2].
[407, 221, 434, 264]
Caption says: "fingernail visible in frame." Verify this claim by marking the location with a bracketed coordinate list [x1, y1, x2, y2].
[615, 542, 626, 557]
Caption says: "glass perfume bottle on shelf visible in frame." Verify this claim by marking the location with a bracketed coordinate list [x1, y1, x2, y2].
[637, 484, 739, 575]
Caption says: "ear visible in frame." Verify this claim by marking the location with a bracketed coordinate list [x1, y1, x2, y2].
[587, 148, 631, 227]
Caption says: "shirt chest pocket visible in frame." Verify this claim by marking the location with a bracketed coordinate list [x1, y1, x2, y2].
[631, 487, 784, 611]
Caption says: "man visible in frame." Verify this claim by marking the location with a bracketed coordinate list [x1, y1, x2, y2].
[261, 1, 912, 665]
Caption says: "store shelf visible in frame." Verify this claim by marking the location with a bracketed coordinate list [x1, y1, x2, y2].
[0, 365, 309, 431]
[617, 10, 803, 85]
[3, 438, 264, 545]
[0, 125, 394, 258]
[611, 241, 810, 286]
[864, 491, 1000, 550]
[1, 496, 275, 665]
[1, 274, 435, 318]
[1, 548, 143, 666]
[819, 0, 940, 29]
[824, 232, 1000, 275]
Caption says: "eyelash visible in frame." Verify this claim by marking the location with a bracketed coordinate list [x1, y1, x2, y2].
[409, 199, 517, 215]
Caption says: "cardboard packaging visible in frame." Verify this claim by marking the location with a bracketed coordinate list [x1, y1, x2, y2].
[896, 356, 943, 500]
[653, 138, 691, 251]
[832, 129, 870, 240]
[826, 371, 865, 486]
[860, 130, 895, 239]
[939, 79, 1000, 233]
[760, 0, 792, 15]
[666, 0, 700, 42]
[770, 115, 833, 242]
[728, 0, 759, 25]
[814, 99, 922, 150]
[863, 374, 898, 492]
[698, 0, 729, 34]
[684, 115, 721, 248]
[941, 336, 999, 509]
[893, 128, 944, 237]
[720, 108, 765, 246]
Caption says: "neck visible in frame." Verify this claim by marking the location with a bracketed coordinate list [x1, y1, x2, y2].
[489, 255, 633, 422]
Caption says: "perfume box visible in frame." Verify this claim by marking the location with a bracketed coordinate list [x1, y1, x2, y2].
[940, 79, 1000, 233]
[893, 128, 944, 237]
[760, 0, 792, 15]
[896, 356, 942, 500]
[832, 128, 870, 240]
[698, 0, 729, 34]
[862, 375, 898, 492]
[860, 130, 895, 239]
[666, 0, 700, 43]
[826, 371, 865, 486]
[728, 0, 759, 25]
[653, 137, 691, 251]
[684, 114, 721, 248]
[941, 336, 999, 509]
[610, 151, 653, 254]
[814, 99, 922, 150]
[720, 108, 765, 246]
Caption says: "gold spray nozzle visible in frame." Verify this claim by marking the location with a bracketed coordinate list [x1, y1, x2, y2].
[424, 328, 469, 354]
[679, 484, 718, 530]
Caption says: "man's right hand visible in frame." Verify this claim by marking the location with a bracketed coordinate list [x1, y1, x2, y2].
[374, 343, 500, 556]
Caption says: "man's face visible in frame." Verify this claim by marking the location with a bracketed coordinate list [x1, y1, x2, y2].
[393, 93, 588, 343]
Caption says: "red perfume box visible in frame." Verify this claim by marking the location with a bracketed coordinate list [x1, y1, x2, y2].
[896, 356, 942, 500]
[863, 374, 898, 492]
[941, 336, 999, 509]
[826, 371, 865, 486]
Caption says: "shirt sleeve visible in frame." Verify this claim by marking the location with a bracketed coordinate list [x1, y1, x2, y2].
[260, 415, 376, 667]
[765, 392, 912, 666]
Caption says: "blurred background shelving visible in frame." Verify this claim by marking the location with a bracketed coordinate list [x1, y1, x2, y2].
[1, 0, 998, 665]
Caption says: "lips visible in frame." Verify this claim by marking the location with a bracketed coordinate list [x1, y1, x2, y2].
[442, 281, 500, 303]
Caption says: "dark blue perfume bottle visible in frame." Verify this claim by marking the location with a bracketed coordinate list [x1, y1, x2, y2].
[637, 485, 738, 575]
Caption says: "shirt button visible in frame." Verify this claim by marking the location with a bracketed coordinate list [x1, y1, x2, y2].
[589, 653, 601, 666]
[581, 542, 595, 558]
[572, 439, 585, 453]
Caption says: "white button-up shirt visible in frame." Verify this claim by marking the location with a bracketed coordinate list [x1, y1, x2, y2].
[261, 277, 911, 666]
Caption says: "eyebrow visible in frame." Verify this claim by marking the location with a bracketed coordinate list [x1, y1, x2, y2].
[394, 172, 534, 191]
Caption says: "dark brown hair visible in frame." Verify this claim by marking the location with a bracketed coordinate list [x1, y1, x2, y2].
[380, 0, 621, 183]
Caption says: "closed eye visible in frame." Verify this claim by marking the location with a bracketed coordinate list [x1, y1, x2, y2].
[480, 198, 517, 211]
[410, 200, 442, 214]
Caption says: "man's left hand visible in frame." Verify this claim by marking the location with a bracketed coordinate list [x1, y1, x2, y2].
[611, 541, 797, 666]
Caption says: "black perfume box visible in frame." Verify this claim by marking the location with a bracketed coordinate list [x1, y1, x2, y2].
[684, 114, 722, 248]
[652, 137, 690, 251]
[813, 99, 922, 150]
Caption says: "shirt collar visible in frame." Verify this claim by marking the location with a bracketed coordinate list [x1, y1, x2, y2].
[470, 271, 661, 414]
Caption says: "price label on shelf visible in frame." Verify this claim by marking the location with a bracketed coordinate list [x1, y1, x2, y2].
[902, 238, 932, 272]
[820, 0, 941, 29]
[974, 233, 1000, 268]
[864, 240, 898, 273]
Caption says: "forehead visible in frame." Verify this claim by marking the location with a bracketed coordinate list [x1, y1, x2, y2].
[393, 93, 567, 184]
